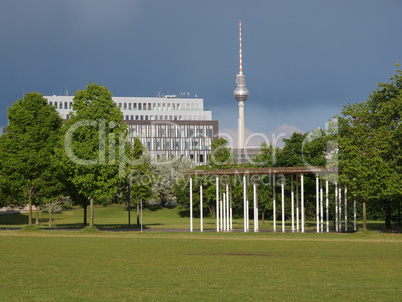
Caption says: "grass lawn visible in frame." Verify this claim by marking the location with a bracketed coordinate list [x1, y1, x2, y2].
[1, 205, 400, 232]
[0, 230, 401, 301]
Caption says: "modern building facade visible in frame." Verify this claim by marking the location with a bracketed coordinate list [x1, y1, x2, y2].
[45, 95, 219, 165]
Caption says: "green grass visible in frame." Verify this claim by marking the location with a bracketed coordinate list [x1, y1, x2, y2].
[0, 231, 401, 301]
[1, 205, 400, 231]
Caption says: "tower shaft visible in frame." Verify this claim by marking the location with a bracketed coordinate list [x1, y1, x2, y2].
[238, 101, 245, 149]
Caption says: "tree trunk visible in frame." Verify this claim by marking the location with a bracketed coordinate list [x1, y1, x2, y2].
[262, 212, 265, 224]
[208, 205, 215, 219]
[48, 200, 52, 228]
[35, 205, 39, 225]
[83, 204, 87, 226]
[28, 196, 32, 226]
[160, 198, 166, 208]
[363, 201, 367, 231]
[398, 199, 401, 226]
[384, 199, 392, 233]
[137, 203, 140, 225]
[90, 197, 94, 228]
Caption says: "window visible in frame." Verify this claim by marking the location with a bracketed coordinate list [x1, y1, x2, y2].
[129, 103, 132, 110]
[200, 154, 204, 163]
[119, 103, 122, 108]
[145, 116, 148, 120]
[138, 103, 142, 110]
[130, 115, 134, 120]
[143, 103, 146, 110]
[133, 103, 137, 110]
[69, 102, 72, 109]
[124, 103, 127, 109]
[125, 115, 129, 120]
[54, 102, 57, 109]
[49, 101, 53, 106]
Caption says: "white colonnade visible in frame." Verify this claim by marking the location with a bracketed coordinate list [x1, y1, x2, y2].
[186, 167, 355, 233]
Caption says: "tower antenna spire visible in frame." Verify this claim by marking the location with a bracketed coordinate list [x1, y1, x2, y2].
[239, 20, 243, 75]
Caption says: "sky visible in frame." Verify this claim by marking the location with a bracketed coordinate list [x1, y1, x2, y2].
[1, 0, 401, 146]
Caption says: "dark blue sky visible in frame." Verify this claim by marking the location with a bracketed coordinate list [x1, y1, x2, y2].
[1, 0, 401, 141]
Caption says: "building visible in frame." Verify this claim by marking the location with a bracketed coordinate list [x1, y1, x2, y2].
[45, 94, 219, 165]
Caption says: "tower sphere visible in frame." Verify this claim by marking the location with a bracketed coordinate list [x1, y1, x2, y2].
[234, 85, 249, 102]
[234, 74, 249, 102]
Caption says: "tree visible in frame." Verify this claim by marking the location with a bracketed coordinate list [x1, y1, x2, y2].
[0, 92, 63, 225]
[208, 138, 235, 168]
[338, 66, 402, 232]
[151, 155, 193, 208]
[59, 83, 130, 228]
[127, 137, 153, 225]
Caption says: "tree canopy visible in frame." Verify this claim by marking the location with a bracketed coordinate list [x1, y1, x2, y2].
[0, 92, 63, 225]
[58, 83, 130, 227]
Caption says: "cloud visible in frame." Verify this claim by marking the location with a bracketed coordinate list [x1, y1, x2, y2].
[219, 124, 304, 149]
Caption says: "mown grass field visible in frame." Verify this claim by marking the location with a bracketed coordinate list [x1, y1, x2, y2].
[0, 230, 401, 301]
[0, 205, 399, 232]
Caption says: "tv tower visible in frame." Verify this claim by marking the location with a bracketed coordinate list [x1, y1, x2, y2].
[233, 20, 249, 149]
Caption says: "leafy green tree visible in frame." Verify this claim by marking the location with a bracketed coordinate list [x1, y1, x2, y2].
[338, 67, 402, 232]
[208, 138, 235, 168]
[59, 83, 130, 228]
[0, 92, 63, 225]
[127, 138, 153, 225]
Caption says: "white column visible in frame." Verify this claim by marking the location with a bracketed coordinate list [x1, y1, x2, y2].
[344, 186, 348, 232]
[291, 174, 295, 231]
[296, 174, 299, 232]
[335, 182, 338, 232]
[253, 176, 258, 232]
[216, 176, 219, 232]
[273, 174, 276, 232]
[301, 174, 304, 233]
[281, 174, 285, 233]
[220, 183, 223, 231]
[200, 178, 203, 232]
[316, 176, 319, 233]
[354, 198, 357, 231]
[243, 175, 247, 232]
[223, 192, 226, 231]
[229, 177, 233, 230]
[338, 186, 342, 232]
[190, 177, 193, 232]
[226, 183, 229, 230]
[320, 177, 324, 232]
[326, 179, 329, 233]
[246, 176, 249, 231]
